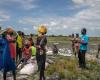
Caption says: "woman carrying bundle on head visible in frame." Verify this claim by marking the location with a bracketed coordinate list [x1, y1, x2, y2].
[36, 25, 47, 80]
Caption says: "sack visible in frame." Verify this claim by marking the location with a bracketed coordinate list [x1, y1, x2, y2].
[19, 63, 38, 75]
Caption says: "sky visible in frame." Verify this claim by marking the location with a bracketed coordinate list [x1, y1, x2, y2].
[0, 0, 100, 37]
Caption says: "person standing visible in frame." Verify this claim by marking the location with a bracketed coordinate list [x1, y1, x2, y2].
[0, 28, 16, 80]
[71, 34, 75, 56]
[36, 25, 47, 80]
[16, 31, 23, 62]
[6, 28, 16, 62]
[74, 33, 80, 57]
[78, 28, 89, 69]
[52, 44, 58, 55]
[96, 44, 100, 58]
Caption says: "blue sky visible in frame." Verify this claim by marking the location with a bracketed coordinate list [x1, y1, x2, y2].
[0, 0, 100, 37]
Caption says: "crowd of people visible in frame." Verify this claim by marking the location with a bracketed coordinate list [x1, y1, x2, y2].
[0, 25, 47, 80]
[2, 26, 100, 80]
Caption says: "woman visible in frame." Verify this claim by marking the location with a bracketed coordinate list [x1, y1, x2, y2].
[36, 25, 47, 80]
[6, 28, 16, 61]
[0, 29, 16, 80]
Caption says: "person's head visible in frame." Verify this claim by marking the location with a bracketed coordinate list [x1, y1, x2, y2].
[76, 33, 79, 38]
[53, 44, 57, 48]
[30, 34, 33, 37]
[10, 32, 14, 36]
[22, 32, 25, 37]
[32, 42, 34, 46]
[38, 25, 47, 34]
[17, 31, 22, 36]
[38, 33, 44, 38]
[72, 34, 74, 38]
[25, 44, 29, 48]
[81, 28, 87, 35]
[6, 27, 14, 34]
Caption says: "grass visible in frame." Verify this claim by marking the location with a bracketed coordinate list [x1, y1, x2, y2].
[46, 56, 100, 80]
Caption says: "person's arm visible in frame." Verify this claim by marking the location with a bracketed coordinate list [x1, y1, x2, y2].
[80, 36, 88, 45]
[36, 37, 41, 49]
[29, 47, 32, 56]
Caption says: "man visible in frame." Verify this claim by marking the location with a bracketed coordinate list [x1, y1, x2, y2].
[16, 31, 23, 62]
[78, 28, 89, 68]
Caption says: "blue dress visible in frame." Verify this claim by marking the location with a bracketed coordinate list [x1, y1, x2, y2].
[0, 36, 16, 72]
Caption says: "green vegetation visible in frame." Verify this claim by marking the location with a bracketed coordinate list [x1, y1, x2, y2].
[46, 56, 100, 80]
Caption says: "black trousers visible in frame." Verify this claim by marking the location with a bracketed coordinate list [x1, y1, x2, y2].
[96, 48, 100, 58]
[16, 48, 22, 63]
[36, 53, 46, 80]
[78, 50, 86, 68]
[3, 70, 16, 80]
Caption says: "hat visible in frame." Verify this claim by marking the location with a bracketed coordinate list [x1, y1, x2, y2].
[38, 25, 47, 34]
[6, 27, 14, 33]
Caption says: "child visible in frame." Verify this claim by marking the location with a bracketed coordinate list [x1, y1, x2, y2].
[30, 42, 36, 57]
[17, 43, 31, 68]
[29, 34, 34, 47]
[74, 33, 80, 57]
[71, 34, 75, 55]
[52, 44, 58, 55]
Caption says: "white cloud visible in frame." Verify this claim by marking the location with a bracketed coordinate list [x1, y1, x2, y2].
[14, 0, 37, 10]
[19, 17, 34, 25]
[72, 0, 85, 4]
[0, 11, 10, 24]
[63, 25, 68, 29]
[50, 21, 57, 26]
[0, 0, 37, 10]
[18, 0, 100, 36]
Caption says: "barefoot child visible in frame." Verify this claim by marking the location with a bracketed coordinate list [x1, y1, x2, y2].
[74, 33, 80, 57]
[71, 34, 75, 56]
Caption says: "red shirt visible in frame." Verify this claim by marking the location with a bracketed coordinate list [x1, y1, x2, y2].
[23, 47, 31, 60]
[6, 34, 16, 59]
